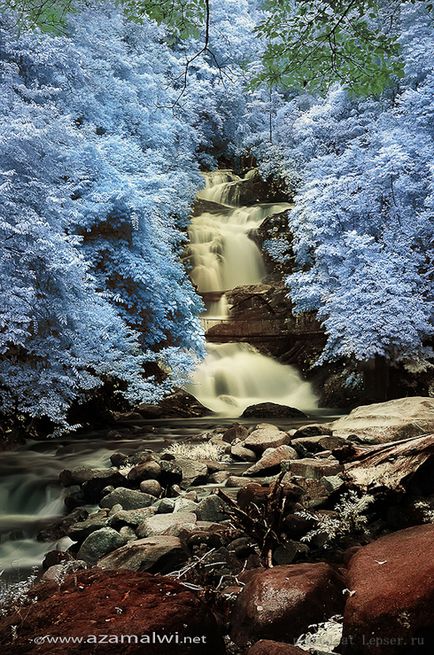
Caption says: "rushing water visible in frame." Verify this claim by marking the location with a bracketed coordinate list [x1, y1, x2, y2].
[185, 169, 318, 416]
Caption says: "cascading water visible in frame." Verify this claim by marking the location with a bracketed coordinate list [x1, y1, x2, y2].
[185, 169, 318, 417]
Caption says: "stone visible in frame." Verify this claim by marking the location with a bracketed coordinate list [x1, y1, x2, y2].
[107, 507, 155, 529]
[154, 498, 176, 514]
[100, 487, 155, 510]
[196, 495, 229, 522]
[173, 497, 199, 513]
[139, 479, 162, 497]
[0, 569, 224, 654]
[223, 423, 249, 443]
[159, 459, 183, 487]
[291, 435, 347, 453]
[137, 512, 197, 538]
[226, 475, 278, 488]
[175, 458, 208, 488]
[321, 475, 345, 493]
[98, 536, 188, 573]
[209, 470, 230, 484]
[59, 466, 126, 489]
[329, 396, 434, 444]
[244, 445, 298, 476]
[127, 459, 161, 483]
[244, 425, 289, 454]
[77, 527, 128, 564]
[242, 403, 307, 419]
[119, 525, 137, 541]
[342, 524, 434, 654]
[231, 563, 344, 646]
[137, 388, 212, 419]
[231, 443, 257, 462]
[38, 507, 89, 542]
[110, 451, 129, 467]
[292, 424, 333, 439]
[283, 458, 343, 480]
[247, 641, 309, 655]
[67, 509, 108, 541]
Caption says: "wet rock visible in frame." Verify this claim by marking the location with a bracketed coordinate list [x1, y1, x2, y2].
[231, 563, 344, 646]
[67, 509, 109, 541]
[137, 512, 197, 538]
[292, 425, 333, 439]
[64, 488, 86, 511]
[38, 507, 88, 542]
[110, 451, 129, 467]
[247, 641, 309, 655]
[100, 487, 155, 510]
[98, 536, 188, 573]
[244, 445, 298, 476]
[139, 479, 162, 497]
[127, 459, 161, 484]
[0, 569, 224, 654]
[244, 425, 289, 454]
[42, 562, 86, 583]
[175, 458, 208, 488]
[159, 460, 183, 487]
[138, 389, 212, 419]
[77, 527, 128, 564]
[107, 507, 155, 529]
[330, 396, 434, 443]
[283, 458, 343, 480]
[342, 524, 434, 654]
[196, 495, 229, 522]
[42, 550, 74, 570]
[223, 423, 249, 444]
[59, 467, 126, 489]
[231, 444, 257, 462]
[242, 403, 307, 419]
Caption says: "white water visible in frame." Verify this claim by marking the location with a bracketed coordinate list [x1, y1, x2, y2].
[185, 169, 318, 417]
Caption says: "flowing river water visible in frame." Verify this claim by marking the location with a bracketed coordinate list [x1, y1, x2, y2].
[0, 169, 328, 590]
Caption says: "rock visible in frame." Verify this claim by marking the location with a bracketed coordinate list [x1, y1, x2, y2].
[196, 495, 229, 522]
[209, 471, 230, 484]
[127, 459, 161, 483]
[247, 641, 309, 655]
[42, 550, 74, 570]
[231, 563, 344, 646]
[110, 451, 129, 467]
[175, 458, 208, 488]
[244, 445, 299, 476]
[100, 487, 155, 510]
[38, 507, 88, 542]
[139, 479, 162, 497]
[223, 423, 249, 443]
[321, 475, 345, 494]
[119, 525, 137, 541]
[237, 484, 271, 511]
[77, 527, 128, 564]
[159, 460, 183, 487]
[0, 569, 224, 654]
[342, 524, 434, 654]
[231, 443, 257, 462]
[98, 536, 188, 573]
[292, 435, 347, 453]
[59, 467, 126, 489]
[242, 403, 307, 419]
[292, 424, 333, 439]
[330, 396, 434, 443]
[107, 507, 155, 529]
[138, 389, 212, 419]
[226, 475, 278, 488]
[244, 425, 289, 454]
[67, 509, 108, 541]
[273, 542, 310, 565]
[173, 497, 198, 513]
[154, 498, 176, 514]
[137, 512, 197, 538]
[283, 458, 343, 480]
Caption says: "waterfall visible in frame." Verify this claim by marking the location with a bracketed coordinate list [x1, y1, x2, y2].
[185, 169, 318, 416]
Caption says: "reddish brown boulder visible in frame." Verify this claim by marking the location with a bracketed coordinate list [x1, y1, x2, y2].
[231, 563, 344, 646]
[342, 524, 434, 654]
[247, 640, 308, 655]
[0, 569, 225, 654]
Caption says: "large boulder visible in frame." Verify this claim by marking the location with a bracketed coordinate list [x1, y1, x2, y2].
[330, 397, 434, 444]
[342, 524, 434, 654]
[244, 425, 289, 454]
[242, 403, 307, 420]
[243, 445, 298, 477]
[77, 527, 127, 564]
[0, 569, 224, 654]
[97, 536, 188, 573]
[138, 389, 212, 419]
[231, 563, 344, 646]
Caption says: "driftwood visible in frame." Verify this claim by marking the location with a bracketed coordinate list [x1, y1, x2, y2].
[341, 434, 434, 494]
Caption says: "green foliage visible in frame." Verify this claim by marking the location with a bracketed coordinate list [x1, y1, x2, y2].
[122, 0, 207, 41]
[255, 0, 405, 95]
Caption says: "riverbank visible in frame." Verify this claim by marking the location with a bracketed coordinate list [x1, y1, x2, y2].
[1, 397, 434, 654]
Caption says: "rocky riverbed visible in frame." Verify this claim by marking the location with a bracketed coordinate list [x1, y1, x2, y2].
[1, 396, 434, 654]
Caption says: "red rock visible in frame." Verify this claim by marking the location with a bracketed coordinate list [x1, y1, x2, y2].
[247, 640, 308, 655]
[0, 569, 225, 654]
[342, 524, 434, 654]
[231, 563, 344, 646]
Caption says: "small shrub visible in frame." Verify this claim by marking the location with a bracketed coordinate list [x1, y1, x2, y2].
[163, 442, 226, 461]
